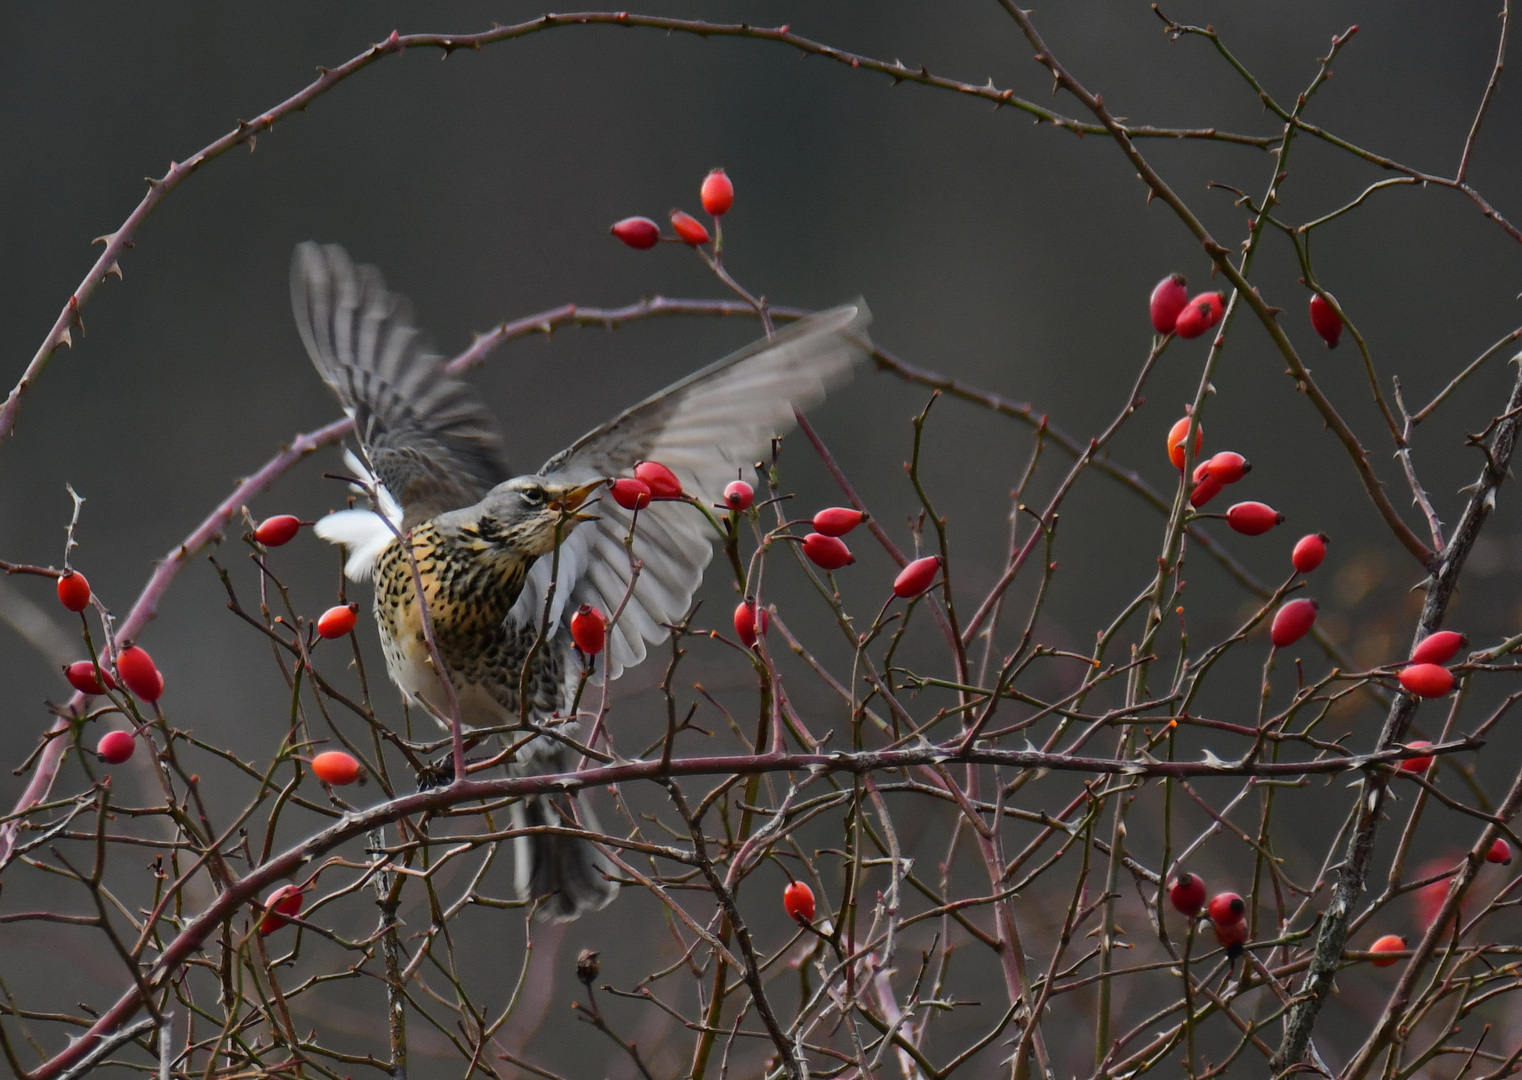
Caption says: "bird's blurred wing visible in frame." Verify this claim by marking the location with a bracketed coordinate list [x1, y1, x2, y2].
[291, 242, 512, 529]
[516, 304, 871, 678]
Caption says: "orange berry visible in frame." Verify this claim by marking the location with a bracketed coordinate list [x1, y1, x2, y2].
[1167, 416, 1204, 469]
[254, 515, 302, 547]
[700, 169, 734, 216]
[316, 603, 358, 639]
[610, 216, 660, 249]
[570, 605, 608, 655]
[96, 729, 135, 765]
[56, 571, 91, 612]
[311, 750, 361, 786]
[782, 880, 816, 923]
[1369, 934, 1406, 967]
[669, 210, 710, 246]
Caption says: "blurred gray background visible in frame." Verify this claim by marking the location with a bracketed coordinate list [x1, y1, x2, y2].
[2, 3, 1521, 1076]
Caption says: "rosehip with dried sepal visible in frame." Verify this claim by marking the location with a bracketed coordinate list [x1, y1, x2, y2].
[570, 605, 608, 656]
[96, 729, 135, 765]
[1168, 872, 1207, 917]
[669, 211, 710, 246]
[1226, 502, 1284, 536]
[611, 216, 660, 250]
[802, 533, 854, 571]
[1399, 663, 1455, 699]
[57, 571, 91, 613]
[734, 600, 769, 649]
[634, 461, 683, 499]
[1190, 473, 1224, 508]
[1167, 416, 1204, 469]
[1205, 451, 1250, 485]
[316, 603, 358, 639]
[1411, 631, 1467, 665]
[66, 660, 116, 696]
[1207, 892, 1245, 927]
[782, 880, 816, 923]
[1309, 293, 1343, 349]
[723, 480, 754, 511]
[1488, 838, 1513, 865]
[1150, 273, 1189, 334]
[1369, 934, 1406, 968]
[259, 885, 304, 935]
[700, 169, 734, 216]
[1175, 292, 1224, 339]
[116, 645, 164, 702]
[312, 750, 361, 786]
[609, 478, 652, 510]
[1213, 917, 1249, 957]
[1292, 533, 1328, 573]
[812, 507, 866, 537]
[254, 515, 302, 547]
[1270, 598, 1318, 648]
[1399, 740, 1435, 773]
[893, 555, 942, 598]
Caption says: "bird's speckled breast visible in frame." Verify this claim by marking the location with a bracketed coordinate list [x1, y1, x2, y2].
[372, 522, 565, 724]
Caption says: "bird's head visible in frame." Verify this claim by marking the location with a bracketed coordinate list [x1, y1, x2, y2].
[451, 476, 603, 558]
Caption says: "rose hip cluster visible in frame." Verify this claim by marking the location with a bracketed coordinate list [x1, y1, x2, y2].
[611, 168, 734, 251]
[1166, 873, 1249, 959]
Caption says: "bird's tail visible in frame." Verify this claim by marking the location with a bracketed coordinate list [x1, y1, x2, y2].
[511, 788, 619, 922]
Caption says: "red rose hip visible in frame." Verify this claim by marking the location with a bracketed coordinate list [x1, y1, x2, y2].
[57, 571, 91, 612]
[1226, 502, 1284, 536]
[96, 729, 135, 765]
[893, 555, 941, 598]
[254, 515, 302, 547]
[259, 885, 304, 935]
[1292, 533, 1328, 573]
[312, 750, 361, 786]
[1207, 892, 1245, 927]
[1149, 273, 1189, 334]
[812, 507, 866, 537]
[570, 604, 607, 655]
[116, 645, 163, 702]
[782, 880, 816, 923]
[316, 603, 358, 639]
[1270, 598, 1318, 648]
[1369, 934, 1405, 967]
[1175, 292, 1224, 339]
[1213, 916, 1249, 955]
[723, 480, 754, 511]
[634, 461, 683, 499]
[1168, 872, 1207, 917]
[1309, 293, 1343, 348]
[1190, 473, 1224, 508]
[1399, 740, 1435, 773]
[700, 169, 734, 216]
[609, 478, 652, 510]
[1399, 663, 1455, 699]
[1487, 838, 1513, 865]
[1205, 451, 1250, 484]
[802, 533, 854, 571]
[1410, 631, 1467, 665]
[669, 210, 710, 246]
[65, 660, 115, 696]
[611, 216, 660, 250]
[734, 601, 769, 649]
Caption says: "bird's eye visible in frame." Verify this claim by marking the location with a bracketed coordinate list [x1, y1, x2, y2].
[521, 485, 546, 506]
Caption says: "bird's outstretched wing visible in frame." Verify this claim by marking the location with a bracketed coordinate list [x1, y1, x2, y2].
[515, 304, 872, 678]
[291, 242, 512, 528]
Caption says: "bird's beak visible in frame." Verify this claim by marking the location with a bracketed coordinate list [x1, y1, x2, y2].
[550, 480, 604, 522]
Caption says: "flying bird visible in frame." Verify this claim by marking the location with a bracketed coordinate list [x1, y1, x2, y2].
[291, 243, 871, 920]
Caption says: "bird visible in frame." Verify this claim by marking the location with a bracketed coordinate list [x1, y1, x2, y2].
[290, 242, 871, 920]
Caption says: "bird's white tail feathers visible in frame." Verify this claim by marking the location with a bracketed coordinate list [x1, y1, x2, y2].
[312, 449, 404, 582]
